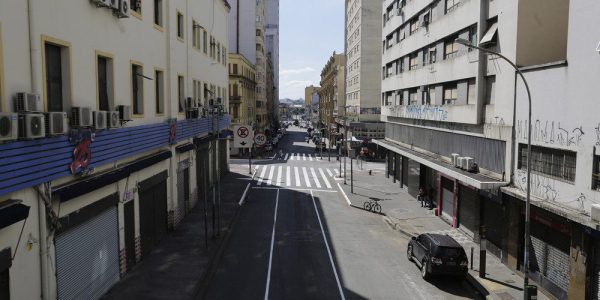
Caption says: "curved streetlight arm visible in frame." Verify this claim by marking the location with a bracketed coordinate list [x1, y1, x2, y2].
[455, 38, 533, 288]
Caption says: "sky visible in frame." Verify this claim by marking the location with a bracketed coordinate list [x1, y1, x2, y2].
[279, 0, 345, 100]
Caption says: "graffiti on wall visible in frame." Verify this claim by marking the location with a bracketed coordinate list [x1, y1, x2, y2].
[384, 105, 449, 121]
[595, 123, 600, 146]
[517, 120, 585, 147]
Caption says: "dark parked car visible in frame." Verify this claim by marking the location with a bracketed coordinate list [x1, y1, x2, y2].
[407, 233, 468, 279]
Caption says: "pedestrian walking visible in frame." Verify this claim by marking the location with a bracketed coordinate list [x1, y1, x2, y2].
[418, 186, 426, 207]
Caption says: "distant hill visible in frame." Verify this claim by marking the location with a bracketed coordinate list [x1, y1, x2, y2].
[279, 98, 305, 105]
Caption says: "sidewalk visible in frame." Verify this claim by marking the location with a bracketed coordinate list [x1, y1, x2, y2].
[337, 160, 550, 300]
[102, 164, 251, 300]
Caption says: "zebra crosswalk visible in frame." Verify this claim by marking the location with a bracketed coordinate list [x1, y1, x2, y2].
[276, 153, 320, 161]
[255, 165, 339, 189]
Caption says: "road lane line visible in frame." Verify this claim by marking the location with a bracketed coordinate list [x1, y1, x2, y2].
[294, 167, 301, 187]
[310, 190, 346, 300]
[286, 166, 291, 186]
[238, 183, 251, 206]
[257, 166, 267, 185]
[337, 182, 352, 206]
[264, 189, 280, 300]
[319, 168, 332, 189]
[284, 153, 289, 160]
[326, 168, 333, 177]
[266, 166, 275, 185]
[310, 167, 322, 188]
[276, 166, 283, 186]
[302, 167, 311, 187]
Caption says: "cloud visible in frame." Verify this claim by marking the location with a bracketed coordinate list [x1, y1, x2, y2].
[283, 80, 315, 87]
[280, 67, 316, 76]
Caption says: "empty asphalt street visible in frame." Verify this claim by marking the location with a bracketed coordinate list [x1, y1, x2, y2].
[201, 126, 479, 300]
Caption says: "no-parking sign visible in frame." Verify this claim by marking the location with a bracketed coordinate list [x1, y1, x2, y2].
[234, 125, 253, 148]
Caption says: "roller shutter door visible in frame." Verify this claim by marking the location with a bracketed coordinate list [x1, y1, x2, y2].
[591, 243, 600, 299]
[458, 185, 479, 238]
[440, 177, 454, 224]
[530, 219, 570, 296]
[55, 206, 119, 300]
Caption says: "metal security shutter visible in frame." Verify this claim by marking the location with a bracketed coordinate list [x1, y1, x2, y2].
[530, 221, 570, 295]
[55, 206, 119, 300]
[458, 185, 479, 238]
[176, 161, 190, 226]
[592, 243, 600, 299]
[441, 178, 454, 224]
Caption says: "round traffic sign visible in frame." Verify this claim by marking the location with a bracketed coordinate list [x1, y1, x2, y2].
[237, 126, 249, 138]
[254, 133, 267, 146]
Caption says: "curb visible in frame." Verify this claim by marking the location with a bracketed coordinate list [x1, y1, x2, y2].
[382, 216, 491, 299]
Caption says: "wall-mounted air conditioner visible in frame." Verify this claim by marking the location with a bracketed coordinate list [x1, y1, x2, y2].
[71, 107, 93, 128]
[117, 105, 132, 121]
[463, 157, 474, 171]
[109, 0, 118, 9]
[451, 153, 460, 167]
[0, 113, 18, 142]
[19, 113, 45, 139]
[115, 0, 130, 18]
[186, 108, 200, 119]
[108, 111, 120, 128]
[91, 0, 111, 7]
[45, 112, 68, 136]
[14, 92, 41, 112]
[93, 111, 108, 130]
[457, 157, 467, 170]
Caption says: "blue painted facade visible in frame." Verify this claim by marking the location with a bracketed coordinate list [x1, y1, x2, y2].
[0, 116, 230, 197]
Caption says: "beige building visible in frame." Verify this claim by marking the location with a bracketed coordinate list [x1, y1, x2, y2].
[228, 53, 256, 127]
[318, 53, 345, 129]
[304, 85, 319, 107]
[345, 0, 385, 139]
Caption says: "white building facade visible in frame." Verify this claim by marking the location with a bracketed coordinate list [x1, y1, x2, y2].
[265, 0, 279, 125]
[377, 0, 600, 298]
[0, 0, 230, 299]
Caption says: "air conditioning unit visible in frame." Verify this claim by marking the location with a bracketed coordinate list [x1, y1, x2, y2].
[118, 105, 132, 121]
[93, 111, 108, 130]
[0, 113, 18, 142]
[451, 153, 460, 167]
[108, 111, 120, 128]
[115, 0, 130, 18]
[71, 107, 93, 128]
[186, 108, 200, 119]
[457, 157, 467, 170]
[109, 0, 118, 9]
[463, 157, 475, 171]
[45, 112, 68, 136]
[14, 92, 41, 112]
[91, 0, 111, 7]
[19, 113, 45, 139]
[185, 97, 194, 109]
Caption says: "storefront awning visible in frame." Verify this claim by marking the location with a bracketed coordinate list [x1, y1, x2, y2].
[374, 139, 508, 190]
[0, 200, 30, 230]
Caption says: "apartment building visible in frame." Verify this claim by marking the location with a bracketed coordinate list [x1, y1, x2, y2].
[318, 53, 345, 133]
[228, 53, 256, 126]
[0, 1, 230, 299]
[377, 0, 600, 298]
[265, 0, 280, 126]
[305, 85, 319, 108]
[228, 0, 269, 131]
[345, 0, 385, 140]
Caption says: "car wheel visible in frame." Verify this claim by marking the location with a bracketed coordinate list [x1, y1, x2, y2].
[407, 245, 413, 262]
[421, 259, 430, 280]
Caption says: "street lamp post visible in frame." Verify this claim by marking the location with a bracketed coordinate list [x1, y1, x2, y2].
[455, 38, 534, 296]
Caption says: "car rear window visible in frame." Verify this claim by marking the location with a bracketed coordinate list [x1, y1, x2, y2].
[439, 247, 462, 257]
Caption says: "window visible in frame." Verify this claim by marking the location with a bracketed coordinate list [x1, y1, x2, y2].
[131, 0, 142, 17]
[97, 53, 114, 111]
[217, 41, 221, 63]
[443, 84, 457, 105]
[203, 30, 208, 54]
[484, 75, 495, 105]
[444, 38, 458, 59]
[232, 64, 238, 74]
[429, 47, 437, 64]
[203, 83, 209, 105]
[409, 90, 417, 105]
[177, 12, 184, 40]
[409, 53, 418, 70]
[410, 19, 419, 34]
[131, 63, 144, 115]
[192, 20, 200, 49]
[178, 75, 184, 113]
[445, 0, 460, 13]
[44, 38, 71, 112]
[154, 0, 163, 27]
[593, 155, 600, 190]
[222, 47, 227, 66]
[519, 144, 577, 183]
[155, 69, 164, 114]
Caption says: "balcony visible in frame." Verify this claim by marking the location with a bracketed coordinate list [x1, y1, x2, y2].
[381, 103, 478, 124]
[229, 95, 241, 103]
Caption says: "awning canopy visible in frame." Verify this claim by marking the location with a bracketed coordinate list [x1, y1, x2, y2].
[0, 199, 30, 230]
[374, 139, 508, 190]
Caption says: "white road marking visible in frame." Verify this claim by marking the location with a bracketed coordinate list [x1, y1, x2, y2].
[238, 183, 251, 206]
[284, 153, 289, 160]
[294, 167, 301, 187]
[302, 167, 311, 188]
[308, 155, 314, 161]
[286, 166, 291, 186]
[266, 166, 275, 185]
[276, 166, 283, 186]
[264, 189, 279, 300]
[334, 169, 340, 176]
[257, 166, 267, 185]
[302, 153, 306, 161]
[319, 168, 332, 189]
[326, 168, 333, 177]
[337, 182, 352, 206]
[310, 190, 346, 300]
[310, 168, 322, 188]
[252, 187, 337, 193]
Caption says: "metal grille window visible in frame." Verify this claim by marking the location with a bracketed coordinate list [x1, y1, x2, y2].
[519, 144, 577, 183]
[409, 53, 418, 70]
[444, 38, 458, 59]
[593, 155, 600, 190]
[445, 0, 460, 13]
[409, 19, 419, 34]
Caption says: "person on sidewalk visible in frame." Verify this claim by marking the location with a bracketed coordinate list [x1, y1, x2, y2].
[418, 186, 426, 207]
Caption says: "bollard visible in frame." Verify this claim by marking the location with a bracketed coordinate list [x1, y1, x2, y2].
[369, 170, 372, 176]
[479, 226, 487, 278]
[470, 247, 474, 270]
